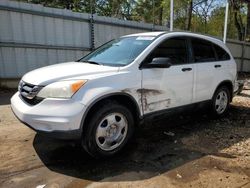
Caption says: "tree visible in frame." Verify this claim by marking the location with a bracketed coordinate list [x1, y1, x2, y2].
[248, 2, 250, 40]
[186, 0, 193, 30]
[161, 0, 192, 29]
[230, 0, 247, 41]
[242, 0, 250, 40]
[193, 0, 216, 33]
[133, 0, 164, 25]
[17, 0, 249, 41]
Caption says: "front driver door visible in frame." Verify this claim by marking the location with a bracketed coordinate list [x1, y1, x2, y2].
[141, 37, 194, 115]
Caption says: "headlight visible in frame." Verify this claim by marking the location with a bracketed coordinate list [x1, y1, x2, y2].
[37, 80, 87, 99]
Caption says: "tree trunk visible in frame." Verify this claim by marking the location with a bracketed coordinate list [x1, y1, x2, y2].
[230, 0, 245, 41]
[158, 7, 163, 25]
[234, 11, 244, 40]
[247, 2, 250, 40]
[204, 17, 207, 33]
[63, 0, 72, 10]
[186, 0, 193, 30]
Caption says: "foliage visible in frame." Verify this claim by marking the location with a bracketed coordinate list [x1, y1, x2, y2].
[17, 0, 249, 41]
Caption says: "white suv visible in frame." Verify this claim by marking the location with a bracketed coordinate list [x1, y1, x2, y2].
[11, 32, 237, 157]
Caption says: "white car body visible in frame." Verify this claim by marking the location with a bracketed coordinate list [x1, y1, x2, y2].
[11, 32, 237, 139]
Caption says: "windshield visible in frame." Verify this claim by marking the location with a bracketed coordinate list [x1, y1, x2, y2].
[78, 36, 155, 66]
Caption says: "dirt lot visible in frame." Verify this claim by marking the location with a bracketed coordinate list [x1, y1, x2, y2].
[0, 88, 249, 188]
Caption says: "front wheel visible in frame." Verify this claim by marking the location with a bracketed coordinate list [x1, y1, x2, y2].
[211, 86, 230, 117]
[82, 101, 134, 158]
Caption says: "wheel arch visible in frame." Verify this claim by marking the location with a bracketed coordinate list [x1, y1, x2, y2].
[213, 80, 233, 101]
[80, 92, 142, 132]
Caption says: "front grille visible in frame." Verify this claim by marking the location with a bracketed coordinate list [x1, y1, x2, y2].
[20, 95, 43, 105]
[19, 81, 43, 105]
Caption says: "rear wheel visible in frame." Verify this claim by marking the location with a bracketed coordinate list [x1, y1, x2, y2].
[82, 101, 134, 158]
[211, 86, 230, 117]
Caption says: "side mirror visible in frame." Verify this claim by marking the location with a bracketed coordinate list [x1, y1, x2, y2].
[143, 57, 172, 68]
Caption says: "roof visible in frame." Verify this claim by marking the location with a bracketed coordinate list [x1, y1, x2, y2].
[123, 32, 165, 37]
[123, 31, 223, 44]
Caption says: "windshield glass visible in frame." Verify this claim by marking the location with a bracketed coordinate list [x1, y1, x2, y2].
[78, 36, 155, 66]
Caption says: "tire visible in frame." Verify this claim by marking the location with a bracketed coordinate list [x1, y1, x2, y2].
[211, 86, 230, 117]
[82, 100, 134, 158]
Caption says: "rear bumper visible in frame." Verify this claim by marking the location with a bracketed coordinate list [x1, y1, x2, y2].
[11, 92, 86, 140]
[234, 80, 244, 96]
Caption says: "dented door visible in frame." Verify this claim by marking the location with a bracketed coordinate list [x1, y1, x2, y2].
[140, 37, 194, 115]
[141, 65, 194, 114]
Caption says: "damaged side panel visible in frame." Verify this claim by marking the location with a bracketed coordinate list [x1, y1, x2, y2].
[141, 64, 194, 115]
[136, 88, 171, 113]
[121, 88, 173, 115]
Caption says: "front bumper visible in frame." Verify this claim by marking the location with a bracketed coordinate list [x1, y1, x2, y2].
[11, 92, 86, 139]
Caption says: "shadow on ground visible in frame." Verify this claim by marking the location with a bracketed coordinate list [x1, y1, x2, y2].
[238, 92, 250, 98]
[0, 90, 16, 105]
[33, 103, 250, 182]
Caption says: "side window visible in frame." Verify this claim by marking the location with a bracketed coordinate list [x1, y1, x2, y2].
[214, 44, 231, 61]
[192, 38, 216, 62]
[145, 37, 188, 65]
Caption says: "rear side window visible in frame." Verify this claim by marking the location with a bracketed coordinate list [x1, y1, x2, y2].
[192, 38, 216, 63]
[145, 37, 188, 65]
[214, 45, 231, 61]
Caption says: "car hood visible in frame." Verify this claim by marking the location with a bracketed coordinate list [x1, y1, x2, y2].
[22, 62, 119, 85]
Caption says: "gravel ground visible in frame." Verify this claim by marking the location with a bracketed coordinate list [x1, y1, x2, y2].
[0, 88, 249, 188]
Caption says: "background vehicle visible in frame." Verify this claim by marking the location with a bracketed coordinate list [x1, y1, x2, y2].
[11, 32, 237, 157]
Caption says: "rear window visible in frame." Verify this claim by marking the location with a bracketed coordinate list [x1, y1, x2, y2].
[214, 44, 231, 61]
[192, 38, 216, 63]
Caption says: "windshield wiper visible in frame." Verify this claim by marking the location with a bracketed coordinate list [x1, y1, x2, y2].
[82, 60, 102, 65]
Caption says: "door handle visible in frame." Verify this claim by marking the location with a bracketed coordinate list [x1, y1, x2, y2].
[182, 68, 192, 72]
[214, 64, 221, 68]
